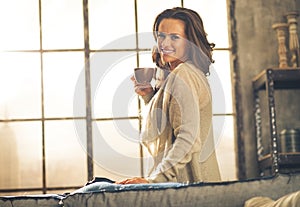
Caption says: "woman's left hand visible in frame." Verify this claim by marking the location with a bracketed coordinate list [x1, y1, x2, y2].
[115, 177, 149, 184]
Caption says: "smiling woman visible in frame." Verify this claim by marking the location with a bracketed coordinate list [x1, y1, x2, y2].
[117, 7, 222, 185]
[0, 0, 234, 196]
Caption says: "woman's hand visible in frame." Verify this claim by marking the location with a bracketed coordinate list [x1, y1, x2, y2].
[115, 177, 149, 184]
[131, 76, 153, 96]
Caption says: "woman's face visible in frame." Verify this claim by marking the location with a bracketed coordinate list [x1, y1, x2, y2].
[157, 18, 188, 68]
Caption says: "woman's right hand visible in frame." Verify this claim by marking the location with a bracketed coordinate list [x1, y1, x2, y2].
[131, 76, 154, 96]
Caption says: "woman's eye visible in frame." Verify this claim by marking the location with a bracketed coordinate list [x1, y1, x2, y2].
[157, 33, 180, 41]
[157, 33, 165, 39]
[171, 35, 180, 40]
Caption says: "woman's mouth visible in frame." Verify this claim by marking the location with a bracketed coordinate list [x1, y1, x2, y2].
[160, 48, 175, 55]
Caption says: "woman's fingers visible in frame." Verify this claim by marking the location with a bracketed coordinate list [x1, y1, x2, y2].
[135, 83, 152, 90]
[115, 179, 128, 184]
[130, 75, 136, 82]
[135, 85, 153, 96]
[130, 75, 153, 96]
[115, 177, 149, 184]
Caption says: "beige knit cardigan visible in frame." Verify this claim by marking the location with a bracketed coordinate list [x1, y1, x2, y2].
[141, 62, 221, 183]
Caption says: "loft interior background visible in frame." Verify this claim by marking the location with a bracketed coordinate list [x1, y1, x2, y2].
[0, 0, 234, 195]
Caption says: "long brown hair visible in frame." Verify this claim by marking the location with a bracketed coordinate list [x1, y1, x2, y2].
[152, 7, 214, 75]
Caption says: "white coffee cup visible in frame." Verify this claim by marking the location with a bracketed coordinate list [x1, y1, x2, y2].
[134, 67, 155, 84]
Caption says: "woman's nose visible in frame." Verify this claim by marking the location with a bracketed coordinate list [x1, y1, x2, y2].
[161, 36, 171, 47]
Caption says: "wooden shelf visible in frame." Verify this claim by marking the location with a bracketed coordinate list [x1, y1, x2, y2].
[259, 153, 300, 170]
[253, 68, 300, 90]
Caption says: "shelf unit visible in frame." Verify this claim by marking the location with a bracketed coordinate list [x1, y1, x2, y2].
[252, 68, 300, 175]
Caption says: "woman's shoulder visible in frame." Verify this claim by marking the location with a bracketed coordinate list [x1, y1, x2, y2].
[172, 62, 206, 80]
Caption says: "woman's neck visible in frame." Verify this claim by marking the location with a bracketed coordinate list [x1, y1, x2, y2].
[169, 59, 185, 71]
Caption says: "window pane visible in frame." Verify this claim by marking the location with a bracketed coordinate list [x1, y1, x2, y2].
[137, 0, 181, 33]
[0, 52, 41, 119]
[0, 122, 42, 189]
[89, 0, 136, 49]
[91, 52, 138, 118]
[45, 120, 87, 187]
[41, 0, 84, 49]
[184, 0, 229, 48]
[0, 0, 40, 50]
[43, 52, 85, 118]
[139, 51, 156, 68]
[213, 115, 236, 181]
[93, 120, 140, 181]
[209, 51, 233, 114]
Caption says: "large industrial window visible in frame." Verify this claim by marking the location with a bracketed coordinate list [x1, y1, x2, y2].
[0, 0, 234, 195]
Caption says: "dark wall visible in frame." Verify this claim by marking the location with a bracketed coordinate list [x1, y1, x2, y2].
[228, 0, 300, 179]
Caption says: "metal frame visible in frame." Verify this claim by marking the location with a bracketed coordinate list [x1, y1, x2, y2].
[253, 68, 300, 176]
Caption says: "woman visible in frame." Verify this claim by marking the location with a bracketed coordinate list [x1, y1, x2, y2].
[117, 7, 221, 184]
